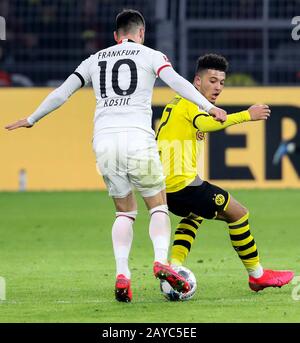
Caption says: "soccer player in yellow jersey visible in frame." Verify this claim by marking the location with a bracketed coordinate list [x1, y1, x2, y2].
[157, 54, 294, 291]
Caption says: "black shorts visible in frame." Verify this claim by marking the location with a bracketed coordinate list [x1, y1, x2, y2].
[167, 180, 229, 219]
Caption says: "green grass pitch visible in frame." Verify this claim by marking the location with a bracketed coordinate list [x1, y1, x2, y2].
[0, 190, 299, 323]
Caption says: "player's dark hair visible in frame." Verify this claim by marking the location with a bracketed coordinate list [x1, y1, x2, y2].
[116, 9, 145, 34]
[195, 54, 229, 74]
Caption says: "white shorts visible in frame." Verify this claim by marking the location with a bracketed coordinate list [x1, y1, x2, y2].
[93, 129, 165, 198]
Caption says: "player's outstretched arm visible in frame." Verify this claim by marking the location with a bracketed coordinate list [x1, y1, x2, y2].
[159, 67, 227, 122]
[4, 74, 82, 131]
[5, 118, 33, 131]
[248, 104, 271, 121]
[194, 104, 271, 133]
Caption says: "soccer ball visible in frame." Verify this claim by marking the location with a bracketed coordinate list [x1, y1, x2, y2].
[160, 266, 197, 301]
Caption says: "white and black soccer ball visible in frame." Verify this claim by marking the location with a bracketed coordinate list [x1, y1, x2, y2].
[160, 266, 197, 301]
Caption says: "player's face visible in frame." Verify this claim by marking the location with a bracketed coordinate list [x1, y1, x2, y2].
[194, 69, 225, 104]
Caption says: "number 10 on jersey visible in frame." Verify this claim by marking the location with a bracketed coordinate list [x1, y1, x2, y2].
[98, 59, 138, 98]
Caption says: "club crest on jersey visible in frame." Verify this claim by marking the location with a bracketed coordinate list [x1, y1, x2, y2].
[196, 131, 205, 141]
[214, 194, 225, 206]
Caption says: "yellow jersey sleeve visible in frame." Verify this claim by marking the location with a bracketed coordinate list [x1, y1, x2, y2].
[184, 97, 251, 133]
[194, 110, 251, 132]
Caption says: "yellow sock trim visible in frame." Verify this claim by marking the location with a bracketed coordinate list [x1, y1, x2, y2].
[227, 212, 260, 270]
[174, 234, 194, 245]
[243, 255, 260, 269]
[238, 244, 257, 257]
[231, 235, 253, 247]
[177, 223, 198, 236]
[171, 245, 189, 266]
[171, 258, 183, 266]
[229, 226, 250, 236]
[228, 212, 249, 227]
[171, 216, 203, 265]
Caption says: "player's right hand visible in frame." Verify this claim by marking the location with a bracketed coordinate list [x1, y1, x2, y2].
[248, 104, 271, 121]
[5, 118, 33, 131]
[208, 107, 227, 123]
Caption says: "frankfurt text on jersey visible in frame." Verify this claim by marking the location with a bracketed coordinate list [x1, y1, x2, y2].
[98, 50, 140, 59]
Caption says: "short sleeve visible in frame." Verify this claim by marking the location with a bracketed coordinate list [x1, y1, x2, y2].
[73, 55, 93, 87]
[152, 50, 173, 77]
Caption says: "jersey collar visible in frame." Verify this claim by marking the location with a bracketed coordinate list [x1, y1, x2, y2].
[117, 38, 136, 44]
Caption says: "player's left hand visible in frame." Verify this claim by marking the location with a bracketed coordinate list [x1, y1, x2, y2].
[5, 118, 33, 131]
[248, 104, 271, 121]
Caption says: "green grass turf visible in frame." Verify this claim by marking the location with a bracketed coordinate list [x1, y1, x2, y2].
[0, 190, 299, 323]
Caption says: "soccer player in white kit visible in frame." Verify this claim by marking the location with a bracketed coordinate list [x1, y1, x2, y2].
[5, 9, 227, 302]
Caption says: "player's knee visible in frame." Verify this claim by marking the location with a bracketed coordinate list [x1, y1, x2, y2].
[115, 203, 136, 212]
[113, 192, 137, 212]
[223, 201, 248, 223]
[143, 190, 167, 209]
[238, 204, 249, 218]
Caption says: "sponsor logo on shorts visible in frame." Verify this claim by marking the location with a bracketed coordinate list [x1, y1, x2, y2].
[215, 194, 225, 206]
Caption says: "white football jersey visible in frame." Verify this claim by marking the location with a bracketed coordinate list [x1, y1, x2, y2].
[74, 39, 172, 136]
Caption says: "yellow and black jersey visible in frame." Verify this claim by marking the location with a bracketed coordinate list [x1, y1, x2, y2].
[156, 95, 251, 193]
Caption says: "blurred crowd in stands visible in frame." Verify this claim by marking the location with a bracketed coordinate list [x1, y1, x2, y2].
[0, 0, 153, 86]
[0, 0, 299, 86]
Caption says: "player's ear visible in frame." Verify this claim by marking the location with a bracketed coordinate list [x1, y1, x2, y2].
[113, 31, 118, 43]
[194, 74, 202, 88]
[139, 27, 145, 43]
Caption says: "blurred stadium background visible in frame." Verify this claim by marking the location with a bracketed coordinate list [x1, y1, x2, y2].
[1, 0, 300, 86]
[0, 0, 300, 190]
